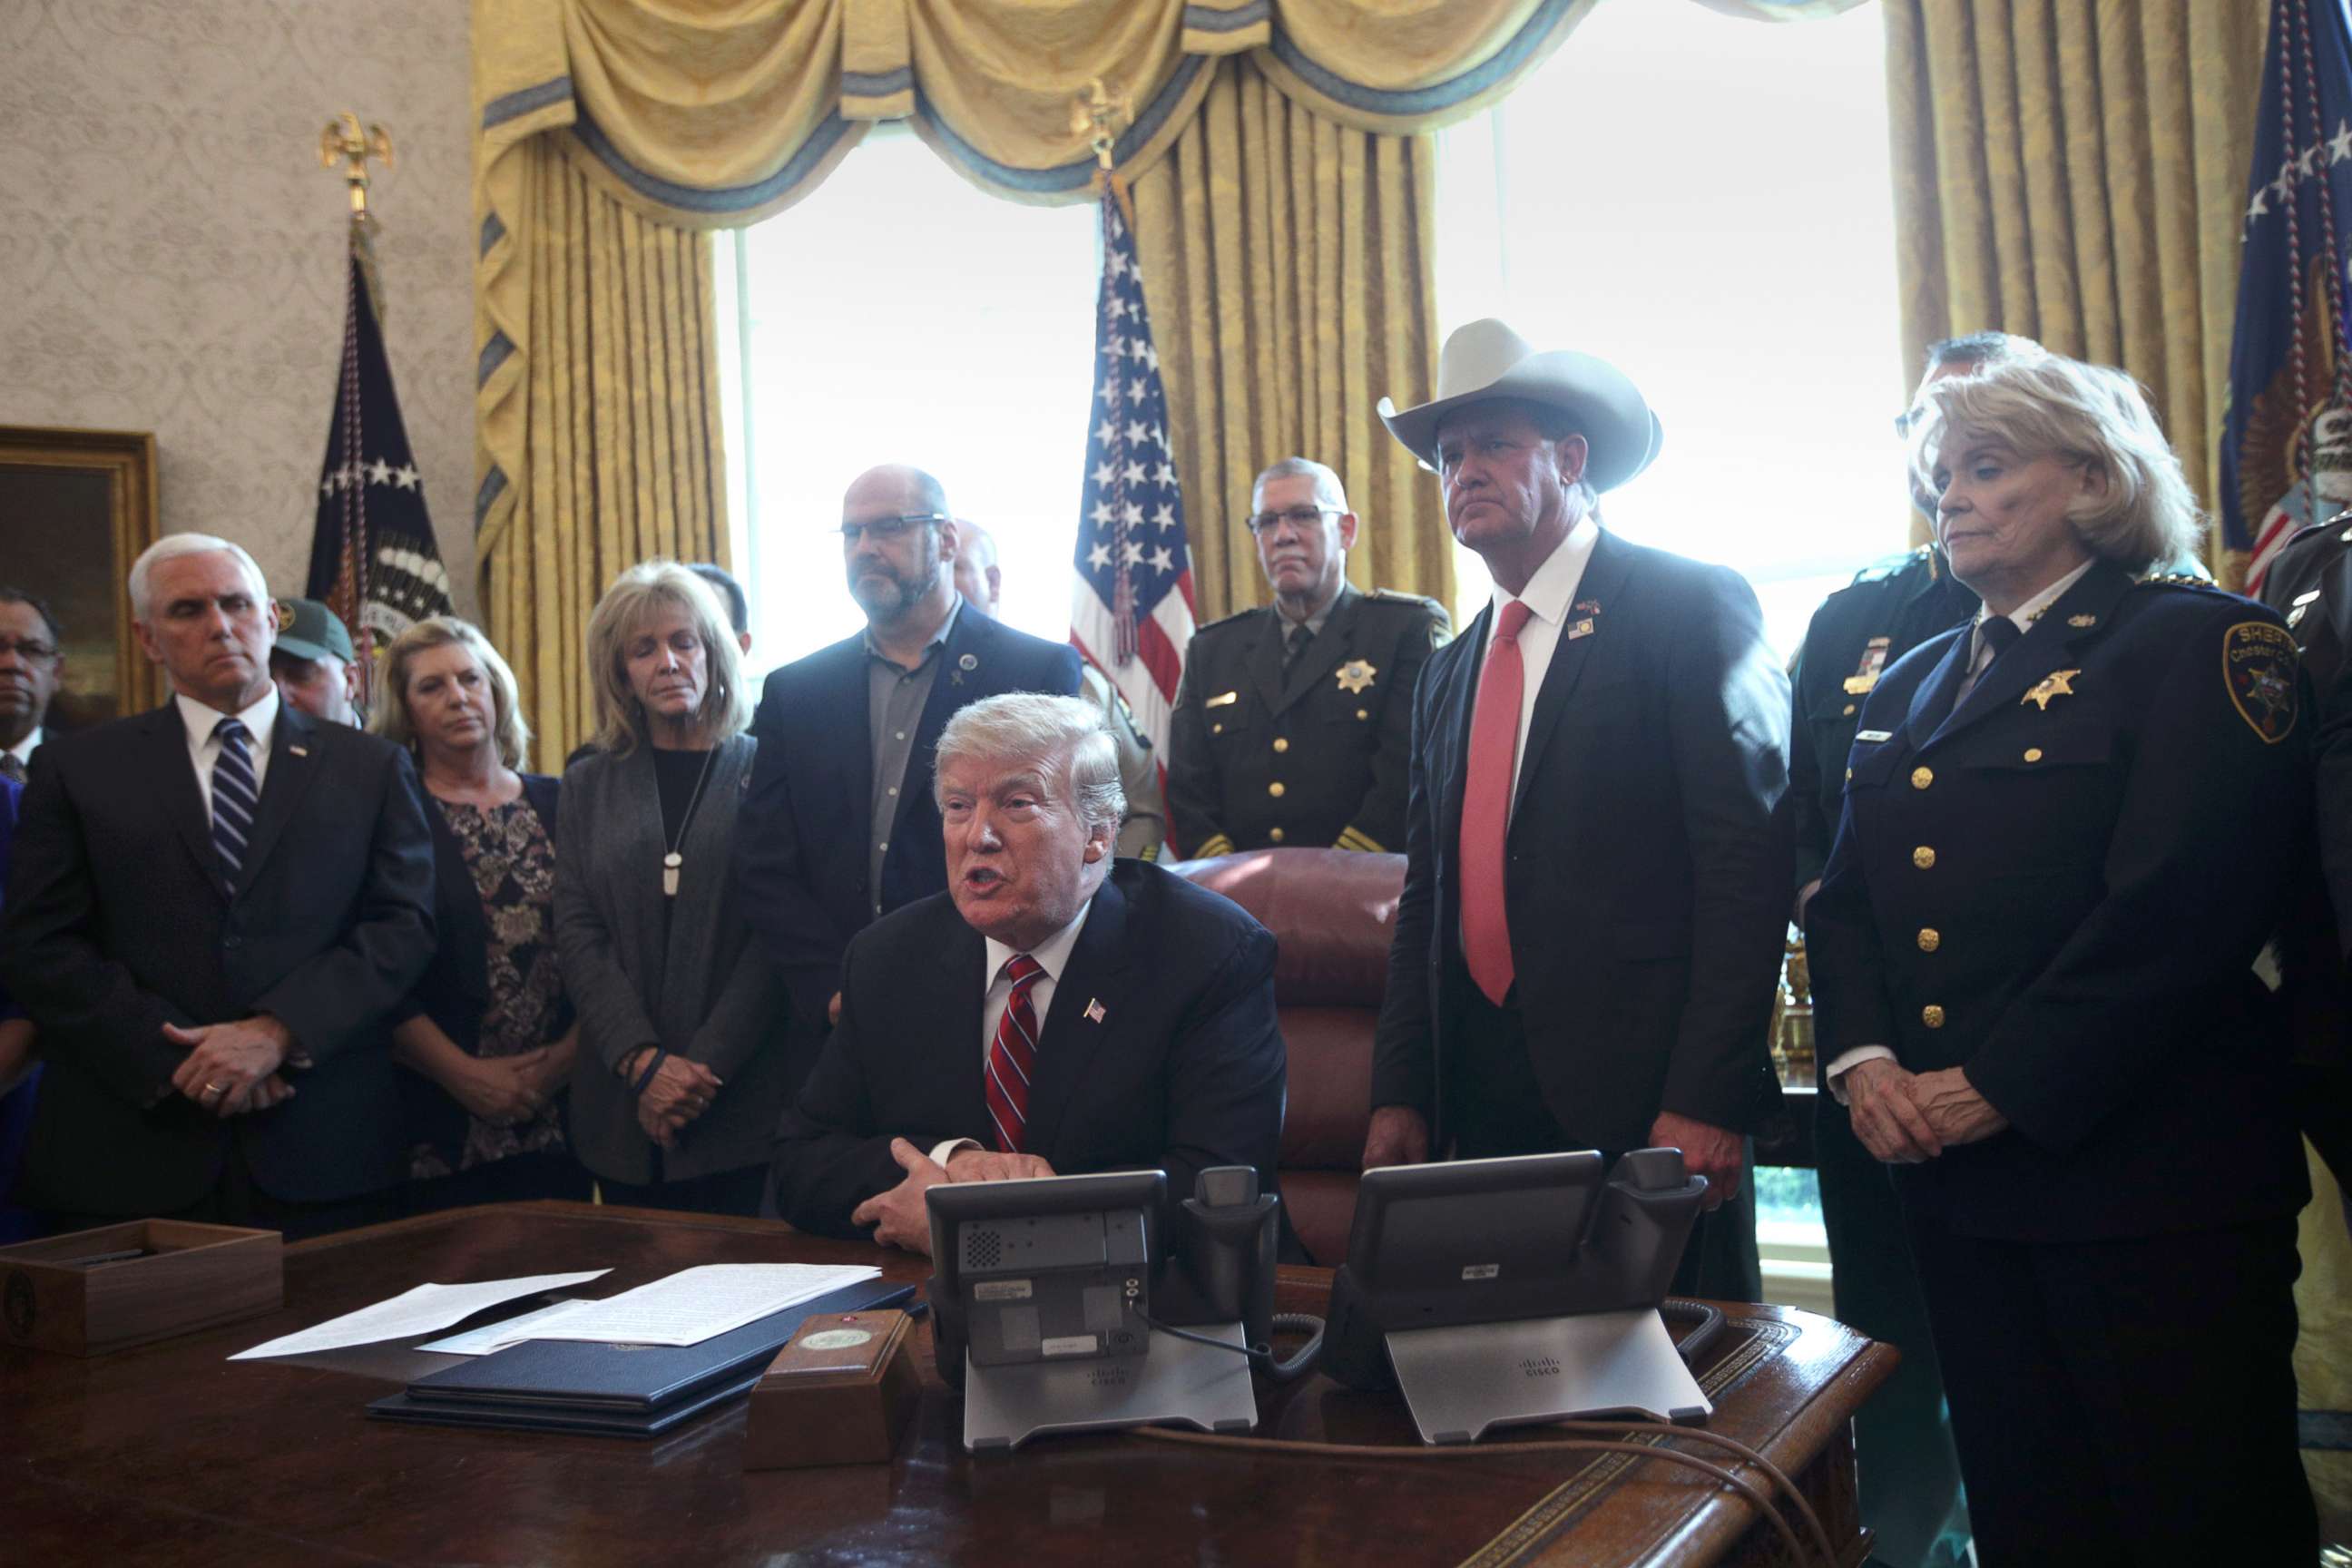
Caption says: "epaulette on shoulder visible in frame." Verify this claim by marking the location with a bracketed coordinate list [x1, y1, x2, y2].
[1192, 605, 1260, 636]
[1847, 544, 1934, 586]
[2132, 571, 2223, 591]
[1366, 587, 1446, 616]
[2278, 510, 2352, 554]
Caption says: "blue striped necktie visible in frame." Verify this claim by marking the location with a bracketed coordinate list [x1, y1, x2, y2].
[211, 717, 258, 887]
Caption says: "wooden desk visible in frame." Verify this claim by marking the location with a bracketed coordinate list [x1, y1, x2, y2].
[0, 1202, 1894, 1566]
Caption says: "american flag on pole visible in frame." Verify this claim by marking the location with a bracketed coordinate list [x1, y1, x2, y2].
[307, 227, 456, 653]
[1070, 193, 1194, 757]
[2220, 0, 2352, 593]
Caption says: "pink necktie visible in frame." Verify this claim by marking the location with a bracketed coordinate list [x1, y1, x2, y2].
[985, 954, 1045, 1153]
[1460, 601, 1534, 1006]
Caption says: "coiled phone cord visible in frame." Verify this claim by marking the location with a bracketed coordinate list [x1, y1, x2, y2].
[1122, 1296, 1832, 1568]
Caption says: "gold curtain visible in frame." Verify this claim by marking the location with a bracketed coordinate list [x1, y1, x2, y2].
[1132, 57, 1450, 618]
[1884, 0, 2268, 574]
[479, 141, 727, 769]
[470, 0, 1873, 747]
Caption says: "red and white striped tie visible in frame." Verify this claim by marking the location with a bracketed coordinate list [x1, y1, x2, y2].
[985, 954, 1045, 1154]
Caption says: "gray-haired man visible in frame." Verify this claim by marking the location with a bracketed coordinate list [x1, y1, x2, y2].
[1166, 457, 1448, 858]
[769, 692, 1284, 1254]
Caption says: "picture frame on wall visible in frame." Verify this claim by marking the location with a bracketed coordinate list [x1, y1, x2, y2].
[0, 426, 162, 730]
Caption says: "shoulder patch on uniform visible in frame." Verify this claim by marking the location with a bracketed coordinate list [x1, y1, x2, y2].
[2223, 621, 2299, 744]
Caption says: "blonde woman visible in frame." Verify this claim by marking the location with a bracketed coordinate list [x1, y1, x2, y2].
[1806, 354, 2315, 1560]
[555, 561, 785, 1214]
[374, 616, 587, 1212]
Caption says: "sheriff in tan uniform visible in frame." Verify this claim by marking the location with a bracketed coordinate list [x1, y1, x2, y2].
[1166, 458, 1447, 858]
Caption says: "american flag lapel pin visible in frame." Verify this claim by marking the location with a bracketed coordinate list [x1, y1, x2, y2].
[1084, 998, 1107, 1024]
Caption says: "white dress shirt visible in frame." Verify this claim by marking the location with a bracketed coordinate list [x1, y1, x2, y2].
[926, 897, 1095, 1168]
[175, 686, 279, 820]
[1825, 557, 2097, 1098]
[1476, 513, 1602, 810]
[6, 726, 41, 772]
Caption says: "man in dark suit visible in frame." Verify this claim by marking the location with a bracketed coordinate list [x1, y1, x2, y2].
[737, 466, 1082, 1051]
[1362, 320, 1791, 1300]
[1165, 457, 1448, 858]
[770, 692, 1284, 1251]
[1, 534, 435, 1237]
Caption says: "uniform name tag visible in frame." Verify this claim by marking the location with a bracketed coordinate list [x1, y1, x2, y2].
[1854, 730, 1893, 743]
[1204, 691, 1239, 708]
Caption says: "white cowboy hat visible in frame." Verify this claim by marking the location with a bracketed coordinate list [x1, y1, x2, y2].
[1377, 318, 1663, 492]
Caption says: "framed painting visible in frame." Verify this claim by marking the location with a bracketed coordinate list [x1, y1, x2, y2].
[0, 426, 162, 729]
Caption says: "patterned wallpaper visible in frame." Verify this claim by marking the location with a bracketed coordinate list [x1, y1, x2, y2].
[0, 0, 477, 618]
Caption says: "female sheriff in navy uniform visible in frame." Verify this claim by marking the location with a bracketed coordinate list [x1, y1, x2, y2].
[1805, 353, 2317, 1564]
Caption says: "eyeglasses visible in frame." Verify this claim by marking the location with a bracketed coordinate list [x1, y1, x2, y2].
[1244, 505, 1341, 536]
[0, 639, 58, 663]
[836, 513, 948, 545]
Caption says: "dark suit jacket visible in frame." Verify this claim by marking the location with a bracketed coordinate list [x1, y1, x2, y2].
[1371, 529, 1792, 1153]
[2, 701, 436, 1213]
[736, 607, 1082, 1022]
[770, 860, 1286, 1240]
[1789, 546, 1975, 894]
[397, 773, 566, 1158]
[1807, 564, 2311, 1241]
[556, 737, 789, 1185]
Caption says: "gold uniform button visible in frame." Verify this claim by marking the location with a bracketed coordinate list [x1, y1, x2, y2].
[1842, 703, 1856, 716]
[1357, 708, 1369, 720]
[1268, 827, 1285, 843]
[1844, 767, 1853, 782]
[2023, 747, 2043, 763]
[1916, 927, 1940, 952]
[1269, 781, 1286, 798]
[1211, 722, 1223, 735]
[1910, 767, 1934, 790]
[1273, 738, 1289, 753]
[1922, 1004, 1945, 1028]
[1912, 846, 1936, 869]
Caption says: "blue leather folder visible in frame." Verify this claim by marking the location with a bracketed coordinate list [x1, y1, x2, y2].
[365, 1278, 916, 1437]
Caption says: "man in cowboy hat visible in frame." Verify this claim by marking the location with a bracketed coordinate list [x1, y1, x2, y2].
[1363, 319, 1792, 1300]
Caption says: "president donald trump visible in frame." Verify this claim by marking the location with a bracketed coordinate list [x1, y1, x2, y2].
[770, 693, 1285, 1251]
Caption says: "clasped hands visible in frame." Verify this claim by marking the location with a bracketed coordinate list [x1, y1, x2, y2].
[850, 1138, 1056, 1254]
[1842, 1058, 2007, 1163]
[164, 1016, 297, 1119]
[450, 1046, 565, 1129]
[623, 1049, 723, 1149]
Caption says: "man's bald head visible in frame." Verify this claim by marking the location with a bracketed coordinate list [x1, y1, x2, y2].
[953, 520, 1002, 618]
[843, 464, 950, 521]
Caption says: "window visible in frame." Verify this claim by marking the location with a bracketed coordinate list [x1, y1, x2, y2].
[1433, 0, 1906, 662]
[716, 126, 1100, 672]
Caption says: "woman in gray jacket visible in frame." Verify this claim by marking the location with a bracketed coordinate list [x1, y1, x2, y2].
[556, 561, 787, 1215]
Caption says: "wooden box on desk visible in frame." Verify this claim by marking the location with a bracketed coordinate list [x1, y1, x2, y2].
[744, 1308, 920, 1469]
[0, 1220, 281, 1357]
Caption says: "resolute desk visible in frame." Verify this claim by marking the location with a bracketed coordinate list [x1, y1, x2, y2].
[0, 1202, 1894, 1566]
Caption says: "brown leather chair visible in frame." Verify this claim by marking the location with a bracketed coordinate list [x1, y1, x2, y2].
[1168, 847, 1404, 1265]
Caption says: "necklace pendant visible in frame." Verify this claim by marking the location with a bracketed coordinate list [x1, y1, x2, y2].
[662, 851, 682, 897]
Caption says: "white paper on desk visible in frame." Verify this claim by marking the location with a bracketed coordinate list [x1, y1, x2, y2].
[228, 1269, 612, 1360]
[415, 1297, 601, 1356]
[512, 1263, 882, 1348]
